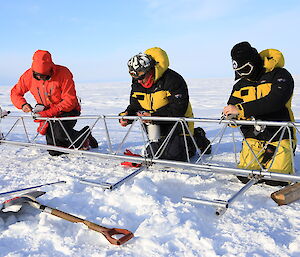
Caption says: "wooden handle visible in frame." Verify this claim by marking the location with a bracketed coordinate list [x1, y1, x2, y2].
[83, 220, 134, 245]
[51, 208, 85, 223]
[49, 208, 134, 245]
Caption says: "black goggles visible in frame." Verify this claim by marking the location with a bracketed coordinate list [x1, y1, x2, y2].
[33, 71, 51, 81]
[129, 70, 147, 80]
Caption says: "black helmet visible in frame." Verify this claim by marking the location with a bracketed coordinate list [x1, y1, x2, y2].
[127, 53, 156, 78]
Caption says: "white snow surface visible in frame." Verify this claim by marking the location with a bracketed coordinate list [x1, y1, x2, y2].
[0, 76, 300, 257]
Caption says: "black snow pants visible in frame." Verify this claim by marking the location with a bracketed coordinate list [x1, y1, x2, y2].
[146, 134, 196, 162]
[45, 110, 90, 156]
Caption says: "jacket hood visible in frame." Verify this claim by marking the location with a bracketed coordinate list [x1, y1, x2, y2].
[259, 49, 285, 72]
[31, 50, 54, 75]
[144, 47, 169, 81]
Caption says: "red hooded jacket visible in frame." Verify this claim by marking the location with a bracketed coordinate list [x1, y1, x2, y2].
[11, 50, 80, 115]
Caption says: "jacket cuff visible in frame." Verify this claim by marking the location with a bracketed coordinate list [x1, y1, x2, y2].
[236, 103, 245, 119]
[119, 111, 127, 116]
[21, 102, 30, 109]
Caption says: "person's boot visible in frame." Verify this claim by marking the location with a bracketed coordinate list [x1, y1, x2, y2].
[263, 179, 289, 187]
[80, 138, 90, 150]
[194, 127, 212, 154]
[88, 133, 98, 148]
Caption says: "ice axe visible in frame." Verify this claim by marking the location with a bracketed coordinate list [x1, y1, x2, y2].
[5, 191, 134, 245]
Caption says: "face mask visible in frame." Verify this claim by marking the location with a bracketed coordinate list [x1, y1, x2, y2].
[232, 60, 263, 81]
[233, 61, 254, 77]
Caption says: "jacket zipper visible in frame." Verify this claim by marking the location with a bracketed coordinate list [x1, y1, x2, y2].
[255, 84, 258, 100]
[37, 87, 44, 105]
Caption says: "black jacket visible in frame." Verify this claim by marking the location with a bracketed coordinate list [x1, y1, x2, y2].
[227, 67, 295, 141]
[126, 69, 190, 117]
[123, 68, 194, 136]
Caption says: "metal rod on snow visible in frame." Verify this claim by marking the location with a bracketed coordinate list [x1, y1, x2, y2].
[79, 166, 148, 190]
[215, 178, 258, 216]
[1, 139, 300, 184]
[78, 179, 113, 190]
[183, 178, 258, 216]
[110, 165, 147, 191]
[182, 197, 227, 208]
[0, 181, 66, 197]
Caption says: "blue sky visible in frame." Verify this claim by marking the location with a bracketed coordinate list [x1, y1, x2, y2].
[0, 0, 299, 85]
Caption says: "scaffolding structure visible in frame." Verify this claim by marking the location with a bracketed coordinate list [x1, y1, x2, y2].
[0, 114, 299, 215]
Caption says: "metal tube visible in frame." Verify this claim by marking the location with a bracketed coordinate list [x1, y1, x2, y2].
[215, 207, 227, 216]
[266, 127, 286, 171]
[182, 197, 227, 208]
[110, 166, 147, 191]
[183, 178, 257, 216]
[20, 117, 30, 142]
[196, 123, 227, 164]
[48, 119, 57, 146]
[115, 119, 138, 155]
[227, 178, 258, 205]
[182, 119, 202, 157]
[238, 126, 265, 170]
[5, 115, 300, 128]
[242, 125, 285, 170]
[78, 179, 112, 190]
[209, 124, 227, 160]
[179, 120, 190, 162]
[3, 117, 20, 138]
[1, 140, 300, 183]
[56, 119, 79, 149]
[215, 178, 258, 216]
[231, 127, 238, 165]
[287, 126, 295, 173]
[153, 121, 179, 159]
[103, 116, 113, 153]
[0, 181, 66, 197]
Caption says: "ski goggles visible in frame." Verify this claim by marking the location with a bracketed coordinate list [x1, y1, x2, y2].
[233, 62, 254, 76]
[33, 71, 51, 81]
[129, 70, 147, 80]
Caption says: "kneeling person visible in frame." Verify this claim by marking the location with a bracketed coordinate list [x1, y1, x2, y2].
[120, 47, 210, 161]
[223, 42, 296, 186]
[11, 50, 98, 156]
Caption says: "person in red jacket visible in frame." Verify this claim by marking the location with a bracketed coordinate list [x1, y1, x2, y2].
[11, 50, 98, 156]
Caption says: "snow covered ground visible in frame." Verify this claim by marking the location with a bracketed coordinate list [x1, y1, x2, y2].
[0, 76, 299, 257]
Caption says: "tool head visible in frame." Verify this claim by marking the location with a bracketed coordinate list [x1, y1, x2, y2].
[1, 191, 45, 211]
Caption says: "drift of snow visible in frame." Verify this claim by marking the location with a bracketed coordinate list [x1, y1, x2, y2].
[0, 76, 299, 257]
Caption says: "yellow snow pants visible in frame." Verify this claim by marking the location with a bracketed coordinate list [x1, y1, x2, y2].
[238, 138, 294, 174]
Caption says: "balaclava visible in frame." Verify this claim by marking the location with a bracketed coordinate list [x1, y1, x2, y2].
[231, 41, 264, 81]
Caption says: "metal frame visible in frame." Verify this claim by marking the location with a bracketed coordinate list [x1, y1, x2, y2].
[0, 114, 300, 215]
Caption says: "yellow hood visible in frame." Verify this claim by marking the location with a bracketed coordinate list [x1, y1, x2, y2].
[145, 47, 169, 82]
[259, 49, 285, 73]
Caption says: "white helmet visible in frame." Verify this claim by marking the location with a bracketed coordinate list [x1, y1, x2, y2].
[127, 53, 156, 78]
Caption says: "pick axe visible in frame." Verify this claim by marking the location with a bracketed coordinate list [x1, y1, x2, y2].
[3, 191, 134, 245]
